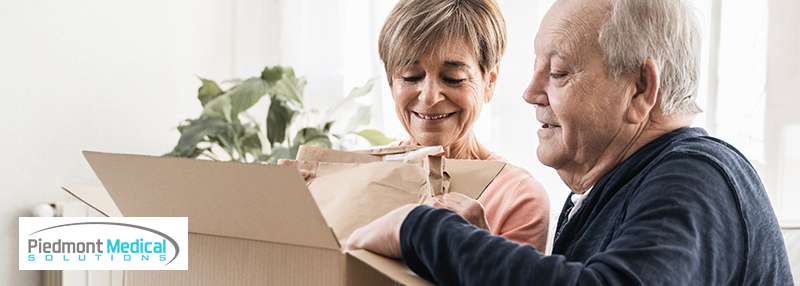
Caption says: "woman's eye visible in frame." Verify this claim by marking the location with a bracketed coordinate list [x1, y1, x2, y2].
[443, 78, 466, 85]
[401, 75, 423, 82]
[550, 72, 568, 79]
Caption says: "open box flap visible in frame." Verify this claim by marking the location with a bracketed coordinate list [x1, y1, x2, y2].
[347, 249, 432, 286]
[446, 159, 507, 199]
[61, 185, 123, 217]
[81, 151, 340, 250]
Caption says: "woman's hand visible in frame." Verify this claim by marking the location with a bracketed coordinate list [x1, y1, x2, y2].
[432, 192, 490, 231]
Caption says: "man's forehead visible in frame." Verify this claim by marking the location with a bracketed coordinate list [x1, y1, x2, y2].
[534, 0, 610, 59]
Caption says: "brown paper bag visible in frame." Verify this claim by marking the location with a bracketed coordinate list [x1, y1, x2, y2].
[284, 145, 507, 243]
[290, 146, 448, 242]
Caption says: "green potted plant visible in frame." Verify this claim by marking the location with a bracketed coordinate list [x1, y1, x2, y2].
[166, 65, 392, 163]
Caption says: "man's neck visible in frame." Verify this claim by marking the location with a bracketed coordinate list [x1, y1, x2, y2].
[558, 115, 693, 194]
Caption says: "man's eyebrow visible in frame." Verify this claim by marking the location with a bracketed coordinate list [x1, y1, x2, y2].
[550, 40, 575, 60]
[546, 33, 578, 59]
[549, 50, 568, 61]
[535, 39, 573, 62]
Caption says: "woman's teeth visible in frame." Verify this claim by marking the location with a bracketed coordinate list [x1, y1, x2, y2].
[413, 112, 454, 120]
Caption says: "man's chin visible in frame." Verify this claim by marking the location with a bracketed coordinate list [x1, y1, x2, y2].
[536, 146, 563, 168]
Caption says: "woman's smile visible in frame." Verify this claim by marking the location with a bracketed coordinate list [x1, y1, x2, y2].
[411, 111, 459, 121]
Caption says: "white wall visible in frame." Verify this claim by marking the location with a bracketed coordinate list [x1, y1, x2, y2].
[0, 0, 281, 284]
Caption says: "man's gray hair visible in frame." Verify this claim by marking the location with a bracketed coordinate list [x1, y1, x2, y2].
[599, 0, 702, 115]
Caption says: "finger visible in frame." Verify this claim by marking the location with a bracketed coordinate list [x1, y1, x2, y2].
[445, 192, 475, 208]
[444, 192, 468, 200]
[345, 225, 369, 252]
[299, 169, 314, 180]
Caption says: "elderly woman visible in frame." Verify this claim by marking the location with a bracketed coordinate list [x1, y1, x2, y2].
[376, 0, 549, 249]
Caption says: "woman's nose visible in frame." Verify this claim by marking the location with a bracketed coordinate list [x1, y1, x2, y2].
[418, 80, 445, 107]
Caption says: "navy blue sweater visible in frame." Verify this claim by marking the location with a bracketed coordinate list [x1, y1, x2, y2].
[400, 128, 793, 285]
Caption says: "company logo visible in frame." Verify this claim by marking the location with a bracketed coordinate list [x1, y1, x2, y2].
[19, 217, 187, 270]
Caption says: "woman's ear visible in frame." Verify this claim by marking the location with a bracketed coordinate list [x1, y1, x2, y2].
[625, 58, 659, 124]
[484, 64, 500, 103]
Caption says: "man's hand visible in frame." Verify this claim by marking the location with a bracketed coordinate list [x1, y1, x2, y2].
[432, 192, 489, 231]
[344, 204, 417, 258]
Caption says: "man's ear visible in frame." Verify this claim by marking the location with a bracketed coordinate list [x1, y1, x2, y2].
[484, 64, 500, 103]
[626, 58, 659, 124]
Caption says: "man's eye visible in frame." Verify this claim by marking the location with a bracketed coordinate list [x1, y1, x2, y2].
[401, 75, 423, 82]
[443, 78, 466, 85]
[550, 72, 568, 79]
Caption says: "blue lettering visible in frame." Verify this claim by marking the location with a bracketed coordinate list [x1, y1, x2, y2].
[106, 239, 120, 253]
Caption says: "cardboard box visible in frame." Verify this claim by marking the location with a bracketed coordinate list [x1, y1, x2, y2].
[63, 151, 506, 285]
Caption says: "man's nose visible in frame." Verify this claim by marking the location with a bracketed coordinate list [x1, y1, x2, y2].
[419, 79, 445, 107]
[523, 71, 549, 106]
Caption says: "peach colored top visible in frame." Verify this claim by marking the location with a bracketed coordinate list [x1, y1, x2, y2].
[479, 154, 550, 250]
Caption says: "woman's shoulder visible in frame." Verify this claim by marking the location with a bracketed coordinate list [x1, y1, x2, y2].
[486, 154, 536, 182]
[483, 153, 546, 197]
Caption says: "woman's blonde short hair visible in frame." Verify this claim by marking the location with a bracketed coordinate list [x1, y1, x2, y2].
[378, 0, 507, 83]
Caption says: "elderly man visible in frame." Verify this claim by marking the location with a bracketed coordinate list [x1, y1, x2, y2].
[346, 0, 793, 284]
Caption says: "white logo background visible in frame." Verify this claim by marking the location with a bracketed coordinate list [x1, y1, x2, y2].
[19, 217, 188, 270]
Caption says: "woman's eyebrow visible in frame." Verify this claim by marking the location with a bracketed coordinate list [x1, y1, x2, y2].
[442, 60, 470, 70]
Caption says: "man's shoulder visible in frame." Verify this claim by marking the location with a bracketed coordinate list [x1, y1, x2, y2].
[651, 131, 757, 184]
[628, 130, 764, 215]
[667, 133, 749, 164]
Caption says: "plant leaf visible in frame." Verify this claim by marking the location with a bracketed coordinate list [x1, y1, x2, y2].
[323, 78, 375, 121]
[269, 146, 293, 163]
[260, 66, 284, 84]
[201, 95, 233, 122]
[270, 67, 306, 106]
[354, 129, 394, 146]
[344, 105, 372, 133]
[197, 77, 224, 106]
[347, 78, 375, 100]
[267, 96, 295, 146]
[167, 117, 230, 157]
[294, 127, 332, 149]
[240, 124, 263, 159]
[322, 121, 334, 133]
[319, 78, 376, 134]
[228, 77, 268, 118]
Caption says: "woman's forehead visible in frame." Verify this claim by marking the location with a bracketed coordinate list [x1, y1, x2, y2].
[410, 40, 479, 68]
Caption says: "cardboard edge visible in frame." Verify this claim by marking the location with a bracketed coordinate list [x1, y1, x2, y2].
[346, 249, 432, 286]
[476, 162, 507, 199]
[61, 186, 112, 217]
[61, 185, 124, 217]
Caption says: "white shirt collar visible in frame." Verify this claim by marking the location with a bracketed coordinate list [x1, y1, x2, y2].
[568, 187, 593, 220]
